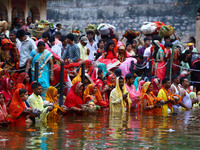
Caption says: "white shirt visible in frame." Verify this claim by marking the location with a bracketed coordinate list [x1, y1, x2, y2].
[86, 40, 98, 61]
[51, 44, 61, 57]
[18, 36, 37, 67]
[143, 46, 151, 69]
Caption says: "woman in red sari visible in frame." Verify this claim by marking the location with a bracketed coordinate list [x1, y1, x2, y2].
[16, 72, 30, 91]
[85, 59, 93, 75]
[151, 78, 161, 97]
[0, 78, 13, 106]
[98, 40, 120, 67]
[64, 82, 84, 112]
[8, 89, 32, 125]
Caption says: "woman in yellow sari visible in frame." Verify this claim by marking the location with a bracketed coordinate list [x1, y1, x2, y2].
[109, 77, 132, 114]
[140, 82, 162, 115]
[45, 86, 67, 121]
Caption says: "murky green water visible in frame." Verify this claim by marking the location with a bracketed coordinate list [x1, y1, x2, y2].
[1, 109, 200, 149]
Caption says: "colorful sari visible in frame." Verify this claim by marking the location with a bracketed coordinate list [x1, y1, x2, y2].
[153, 41, 166, 82]
[8, 89, 25, 120]
[98, 63, 108, 76]
[30, 49, 53, 91]
[0, 92, 7, 123]
[151, 78, 160, 96]
[45, 86, 66, 120]
[119, 57, 137, 77]
[91, 68, 103, 87]
[125, 84, 140, 108]
[85, 59, 93, 75]
[109, 77, 132, 114]
[0, 78, 12, 104]
[83, 83, 107, 107]
[117, 45, 129, 62]
[16, 72, 29, 91]
[64, 82, 84, 109]
[134, 77, 141, 91]
[0, 39, 20, 70]
[140, 82, 162, 115]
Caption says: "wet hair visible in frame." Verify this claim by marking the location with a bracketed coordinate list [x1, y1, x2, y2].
[152, 41, 160, 59]
[49, 36, 55, 42]
[66, 33, 74, 41]
[180, 77, 188, 85]
[119, 76, 124, 81]
[19, 89, 27, 95]
[97, 39, 104, 48]
[60, 35, 67, 42]
[162, 77, 170, 85]
[104, 40, 115, 57]
[86, 30, 94, 35]
[55, 32, 61, 38]
[172, 74, 179, 82]
[31, 82, 41, 90]
[56, 23, 61, 27]
[144, 37, 150, 42]
[42, 32, 50, 39]
[114, 69, 121, 77]
[16, 29, 26, 38]
[164, 42, 173, 48]
[125, 73, 134, 81]
[152, 35, 161, 42]
[37, 41, 45, 47]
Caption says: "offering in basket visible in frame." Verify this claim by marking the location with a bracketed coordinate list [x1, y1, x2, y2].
[81, 101, 100, 113]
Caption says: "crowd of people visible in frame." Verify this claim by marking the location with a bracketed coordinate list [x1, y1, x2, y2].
[0, 16, 200, 126]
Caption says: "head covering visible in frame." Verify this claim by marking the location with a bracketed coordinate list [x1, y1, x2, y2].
[28, 81, 36, 95]
[85, 59, 93, 75]
[109, 77, 132, 113]
[17, 72, 28, 84]
[134, 77, 141, 91]
[98, 63, 108, 76]
[45, 86, 58, 104]
[141, 82, 151, 100]
[91, 68, 99, 83]
[72, 68, 82, 85]
[107, 74, 116, 86]
[85, 73, 94, 84]
[151, 78, 160, 96]
[81, 36, 89, 43]
[187, 43, 194, 47]
[0, 78, 12, 103]
[83, 83, 103, 104]
[138, 80, 145, 93]
[153, 40, 161, 48]
[64, 82, 83, 108]
[117, 44, 128, 62]
[8, 89, 25, 119]
[1, 39, 12, 45]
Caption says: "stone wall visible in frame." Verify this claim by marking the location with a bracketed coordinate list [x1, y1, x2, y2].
[47, 0, 196, 42]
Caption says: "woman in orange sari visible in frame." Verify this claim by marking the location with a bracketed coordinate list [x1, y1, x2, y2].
[45, 86, 67, 121]
[0, 62, 9, 80]
[16, 72, 30, 91]
[140, 82, 162, 115]
[83, 83, 107, 107]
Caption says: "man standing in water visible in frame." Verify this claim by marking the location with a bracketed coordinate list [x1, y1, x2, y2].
[109, 77, 131, 114]
[179, 77, 198, 110]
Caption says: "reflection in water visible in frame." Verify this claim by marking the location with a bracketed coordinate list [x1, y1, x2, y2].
[1, 109, 200, 149]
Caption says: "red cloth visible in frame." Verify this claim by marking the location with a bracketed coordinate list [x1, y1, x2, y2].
[85, 60, 93, 75]
[64, 82, 84, 108]
[52, 62, 80, 85]
[151, 78, 159, 96]
[8, 89, 25, 120]
[106, 74, 116, 86]
[28, 81, 36, 95]
[0, 78, 12, 104]
[35, 39, 60, 61]
[15, 72, 29, 91]
[104, 50, 117, 59]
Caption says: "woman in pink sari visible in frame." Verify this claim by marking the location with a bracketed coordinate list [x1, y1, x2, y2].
[0, 92, 8, 124]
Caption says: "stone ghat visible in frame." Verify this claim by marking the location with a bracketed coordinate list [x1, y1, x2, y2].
[47, 0, 196, 42]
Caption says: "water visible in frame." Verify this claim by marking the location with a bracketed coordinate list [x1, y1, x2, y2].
[1, 109, 200, 149]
